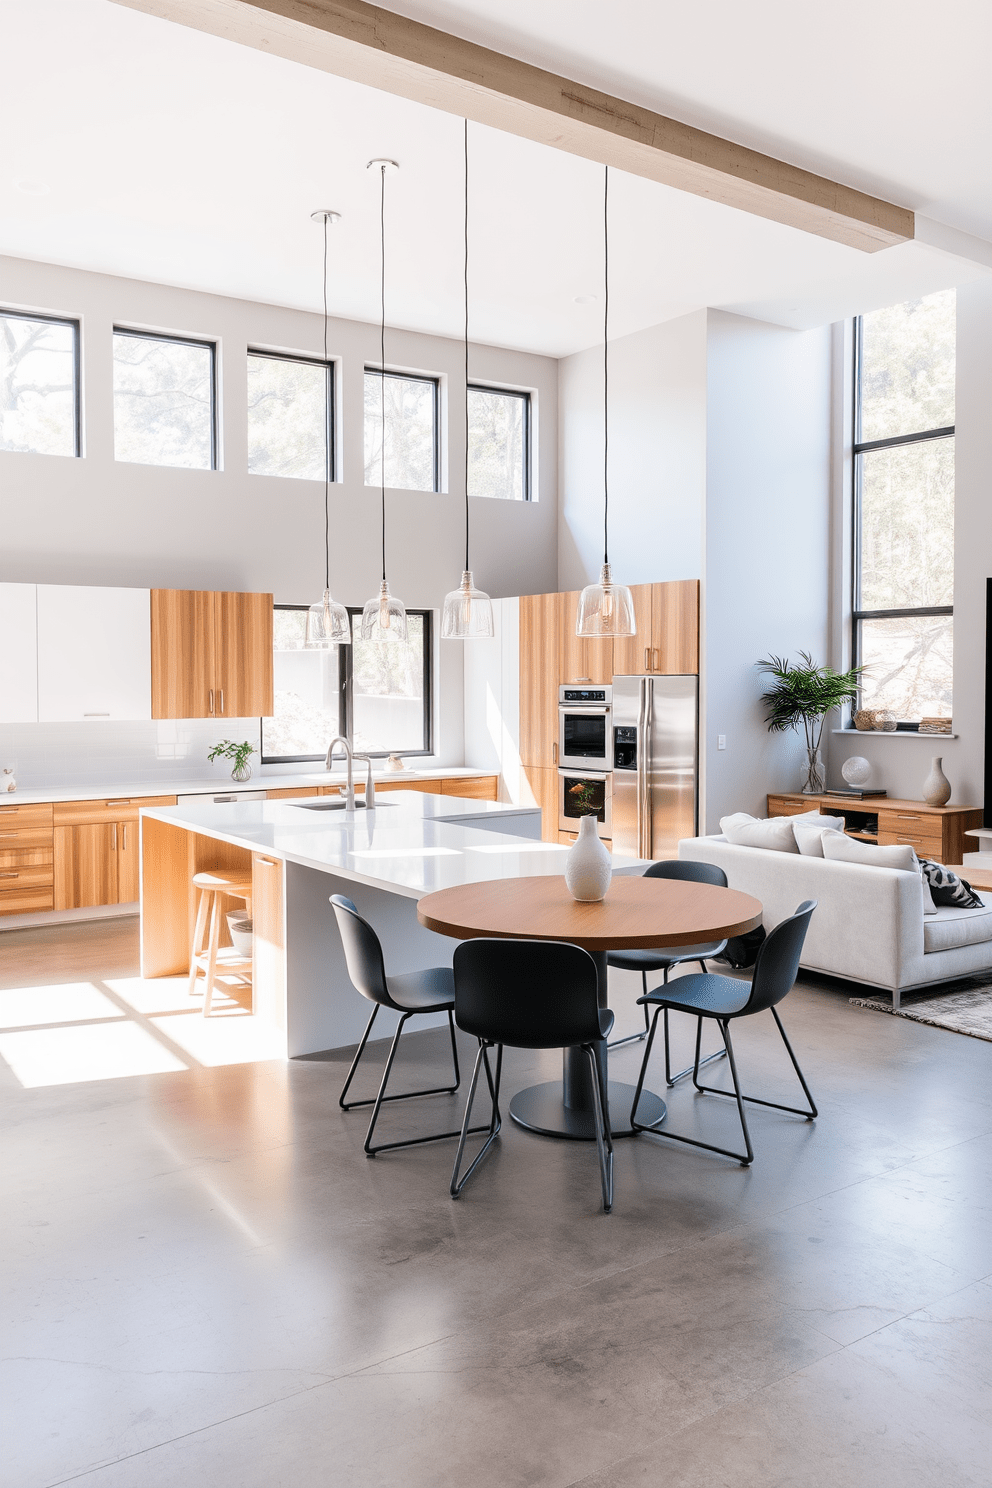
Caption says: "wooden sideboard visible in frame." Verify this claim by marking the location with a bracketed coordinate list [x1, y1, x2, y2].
[767, 792, 983, 865]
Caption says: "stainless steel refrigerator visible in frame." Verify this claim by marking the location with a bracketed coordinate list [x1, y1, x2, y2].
[611, 675, 698, 859]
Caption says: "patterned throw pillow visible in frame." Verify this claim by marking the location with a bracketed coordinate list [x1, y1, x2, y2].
[919, 860, 984, 909]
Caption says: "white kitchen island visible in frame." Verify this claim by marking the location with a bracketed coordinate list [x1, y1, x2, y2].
[140, 791, 642, 1058]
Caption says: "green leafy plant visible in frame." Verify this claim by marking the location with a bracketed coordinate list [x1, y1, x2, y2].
[756, 652, 863, 789]
[207, 739, 257, 776]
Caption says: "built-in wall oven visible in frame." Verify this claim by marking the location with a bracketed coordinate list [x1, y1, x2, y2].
[558, 768, 612, 836]
[558, 684, 612, 771]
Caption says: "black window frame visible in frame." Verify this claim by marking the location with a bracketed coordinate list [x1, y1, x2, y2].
[261, 603, 433, 764]
[246, 347, 335, 483]
[467, 382, 532, 501]
[363, 366, 440, 494]
[0, 306, 81, 458]
[112, 325, 218, 471]
[849, 313, 954, 731]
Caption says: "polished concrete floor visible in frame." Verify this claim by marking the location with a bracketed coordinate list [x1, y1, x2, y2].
[3, 917, 992, 1487]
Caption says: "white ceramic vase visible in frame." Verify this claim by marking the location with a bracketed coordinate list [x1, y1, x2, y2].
[922, 756, 951, 807]
[564, 814, 612, 902]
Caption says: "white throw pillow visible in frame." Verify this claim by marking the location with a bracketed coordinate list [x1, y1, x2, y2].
[820, 832, 937, 914]
[793, 824, 845, 857]
[719, 813, 800, 853]
[821, 834, 918, 870]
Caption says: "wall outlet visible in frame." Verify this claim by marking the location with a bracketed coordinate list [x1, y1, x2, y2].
[717, 735, 726, 750]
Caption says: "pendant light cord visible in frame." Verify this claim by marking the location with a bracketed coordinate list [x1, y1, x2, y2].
[463, 118, 471, 574]
[379, 164, 387, 584]
[603, 164, 609, 568]
[322, 213, 330, 591]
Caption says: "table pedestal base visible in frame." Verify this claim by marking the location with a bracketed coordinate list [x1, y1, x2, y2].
[509, 1080, 666, 1140]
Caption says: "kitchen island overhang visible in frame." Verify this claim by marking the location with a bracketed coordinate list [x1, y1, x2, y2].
[139, 791, 645, 1058]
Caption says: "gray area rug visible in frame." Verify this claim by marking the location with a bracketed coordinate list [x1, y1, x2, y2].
[850, 985, 992, 1043]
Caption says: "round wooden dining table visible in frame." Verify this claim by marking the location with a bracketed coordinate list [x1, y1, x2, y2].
[417, 873, 763, 1141]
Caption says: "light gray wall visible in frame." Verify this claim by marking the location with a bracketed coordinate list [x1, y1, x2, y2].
[557, 311, 707, 590]
[824, 281, 991, 809]
[702, 311, 832, 829]
[0, 254, 559, 767]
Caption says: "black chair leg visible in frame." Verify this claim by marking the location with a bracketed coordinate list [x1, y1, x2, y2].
[342, 1006, 462, 1113]
[450, 1043, 503, 1198]
[608, 969, 651, 1049]
[632, 1011, 753, 1165]
[584, 1043, 614, 1212]
[692, 1009, 818, 1121]
[364, 1015, 492, 1158]
[659, 963, 727, 1089]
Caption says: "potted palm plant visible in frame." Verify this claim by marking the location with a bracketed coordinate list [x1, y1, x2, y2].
[756, 652, 863, 794]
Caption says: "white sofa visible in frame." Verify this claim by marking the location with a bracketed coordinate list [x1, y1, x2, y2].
[679, 834, 992, 1008]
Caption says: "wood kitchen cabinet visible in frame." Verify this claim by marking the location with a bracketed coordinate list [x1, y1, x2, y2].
[612, 581, 699, 676]
[53, 796, 176, 909]
[558, 590, 613, 687]
[0, 802, 54, 915]
[151, 589, 273, 720]
[518, 592, 560, 768]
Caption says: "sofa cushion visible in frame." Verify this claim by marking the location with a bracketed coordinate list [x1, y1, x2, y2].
[919, 859, 984, 909]
[794, 824, 846, 857]
[719, 813, 799, 853]
[923, 898, 992, 953]
[821, 834, 918, 871]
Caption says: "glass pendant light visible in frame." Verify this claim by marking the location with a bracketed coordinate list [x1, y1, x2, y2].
[576, 166, 635, 639]
[361, 160, 408, 643]
[305, 209, 350, 648]
[442, 120, 494, 641]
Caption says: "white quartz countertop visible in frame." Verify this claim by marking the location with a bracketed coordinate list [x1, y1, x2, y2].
[142, 791, 643, 901]
[0, 766, 495, 808]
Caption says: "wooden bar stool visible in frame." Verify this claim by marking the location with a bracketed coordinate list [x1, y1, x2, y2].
[188, 869, 253, 1016]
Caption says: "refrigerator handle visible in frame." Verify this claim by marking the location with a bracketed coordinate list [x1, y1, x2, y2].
[638, 677, 650, 859]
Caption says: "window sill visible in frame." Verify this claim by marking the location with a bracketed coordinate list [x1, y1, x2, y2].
[832, 729, 958, 739]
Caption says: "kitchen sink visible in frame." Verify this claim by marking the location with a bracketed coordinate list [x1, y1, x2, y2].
[293, 799, 394, 811]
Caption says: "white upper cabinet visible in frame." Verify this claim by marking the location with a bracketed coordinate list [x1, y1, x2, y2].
[37, 586, 152, 721]
[0, 583, 39, 722]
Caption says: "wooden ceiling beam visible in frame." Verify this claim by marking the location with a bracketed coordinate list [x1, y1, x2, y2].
[111, 0, 914, 253]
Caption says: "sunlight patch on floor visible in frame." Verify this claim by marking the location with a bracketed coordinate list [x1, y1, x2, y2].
[0, 1020, 188, 1087]
[0, 982, 123, 1029]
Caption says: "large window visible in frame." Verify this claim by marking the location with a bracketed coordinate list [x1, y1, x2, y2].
[852, 290, 955, 725]
[113, 329, 216, 470]
[364, 369, 438, 492]
[1, 310, 79, 457]
[262, 606, 432, 762]
[468, 385, 530, 500]
[247, 351, 332, 481]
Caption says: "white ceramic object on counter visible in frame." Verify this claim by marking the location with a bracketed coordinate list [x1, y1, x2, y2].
[2, 768, 15, 793]
[564, 814, 612, 902]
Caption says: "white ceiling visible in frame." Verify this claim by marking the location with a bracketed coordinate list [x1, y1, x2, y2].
[0, 0, 989, 357]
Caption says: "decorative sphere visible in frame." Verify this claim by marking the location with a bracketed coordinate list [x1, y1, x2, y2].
[842, 756, 872, 787]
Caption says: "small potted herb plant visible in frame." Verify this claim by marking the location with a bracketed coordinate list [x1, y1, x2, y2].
[208, 739, 257, 783]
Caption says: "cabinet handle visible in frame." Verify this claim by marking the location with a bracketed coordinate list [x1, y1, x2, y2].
[0, 807, 21, 814]
[122, 824, 128, 851]
[257, 857, 278, 867]
[209, 689, 215, 714]
[644, 648, 650, 670]
[84, 712, 110, 718]
[219, 689, 224, 714]
[895, 814, 921, 821]
[552, 743, 557, 765]
[106, 799, 131, 806]
[652, 648, 660, 670]
[0, 871, 18, 879]
[111, 823, 117, 850]
[0, 833, 18, 839]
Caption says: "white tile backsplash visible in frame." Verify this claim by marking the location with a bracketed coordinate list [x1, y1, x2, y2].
[0, 719, 264, 791]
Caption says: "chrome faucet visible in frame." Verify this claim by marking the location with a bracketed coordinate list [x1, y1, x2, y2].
[353, 755, 376, 810]
[325, 736, 355, 810]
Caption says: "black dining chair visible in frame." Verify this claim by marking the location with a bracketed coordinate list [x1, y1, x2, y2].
[449, 938, 615, 1212]
[630, 899, 818, 1166]
[330, 894, 493, 1158]
[607, 859, 730, 1086]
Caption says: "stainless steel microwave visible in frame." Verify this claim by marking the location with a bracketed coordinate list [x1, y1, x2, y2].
[558, 684, 612, 771]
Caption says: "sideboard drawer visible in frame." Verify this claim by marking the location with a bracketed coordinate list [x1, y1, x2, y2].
[0, 883, 55, 915]
[0, 826, 55, 850]
[0, 801, 54, 828]
[0, 863, 54, 890]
